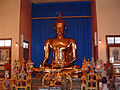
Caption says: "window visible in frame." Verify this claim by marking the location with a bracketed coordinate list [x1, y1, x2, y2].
[23, 41, 29, 49]
[0, 40, 4, 47]
[5, 40, 11, 46]
[23, 41, 29, 60]
[115, 37, 120, 44]
[107, 37, 114, 44]
[0, 40, 11, 47]
[107, 36, 120, 44]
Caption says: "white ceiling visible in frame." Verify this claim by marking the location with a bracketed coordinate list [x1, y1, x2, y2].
[31, 0, 90, 4]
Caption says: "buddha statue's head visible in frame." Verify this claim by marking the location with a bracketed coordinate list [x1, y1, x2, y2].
[54, 13, 66, 34]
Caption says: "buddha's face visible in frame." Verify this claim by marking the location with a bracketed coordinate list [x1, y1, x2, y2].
[56, 22, 64, 34]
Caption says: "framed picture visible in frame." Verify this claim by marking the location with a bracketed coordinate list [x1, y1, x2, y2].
[109, 47, 120, 63]
[0, 49, 9, 65]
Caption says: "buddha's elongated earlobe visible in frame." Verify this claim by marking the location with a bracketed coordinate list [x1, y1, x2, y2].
[54, 26, 56, 30]
[65, 26, 66, 30]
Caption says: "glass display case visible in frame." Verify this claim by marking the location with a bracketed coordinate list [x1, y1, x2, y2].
[113, 63, 120, 90]
[113, 64, 120, 75]
[114, 76, 120, 90]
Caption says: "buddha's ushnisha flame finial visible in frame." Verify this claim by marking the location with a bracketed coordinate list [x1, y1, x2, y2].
[54, 12, 66, 29]
[59, 12, 62, 18]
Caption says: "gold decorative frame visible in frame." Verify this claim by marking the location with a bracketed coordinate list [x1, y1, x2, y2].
[0, 49, 9, 65]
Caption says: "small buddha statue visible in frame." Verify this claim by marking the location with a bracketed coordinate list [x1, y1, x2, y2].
[89, 66, 95, 87]
[41, 13, 77, 68]
[81, 58, 89, 84]
[81, 58, 89, 75]
[89, 66, 95, 79]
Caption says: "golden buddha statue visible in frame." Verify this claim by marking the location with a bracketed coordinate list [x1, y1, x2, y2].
[33, 13, 78, 90]
[41, 13, 77, 68]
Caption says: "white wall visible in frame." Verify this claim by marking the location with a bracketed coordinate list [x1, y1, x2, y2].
[0, 0, 21, 77]
[0, 0, 20, 60]
[96, 0, 120, 63]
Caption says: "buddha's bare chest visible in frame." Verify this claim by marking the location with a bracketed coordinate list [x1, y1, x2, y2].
[49, 40, 72, 50]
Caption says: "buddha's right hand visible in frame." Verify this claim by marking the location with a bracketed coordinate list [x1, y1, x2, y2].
[40, 62, 45, 68]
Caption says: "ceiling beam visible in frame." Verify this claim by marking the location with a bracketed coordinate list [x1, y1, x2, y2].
[31, 0, 90, 4]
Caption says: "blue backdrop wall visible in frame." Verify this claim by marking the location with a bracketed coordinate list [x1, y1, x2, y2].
[32, 1, 92, 67]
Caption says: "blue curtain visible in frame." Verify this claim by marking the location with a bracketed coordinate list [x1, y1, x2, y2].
[32, 2, 92, 67]
[32, 2, 91, 18]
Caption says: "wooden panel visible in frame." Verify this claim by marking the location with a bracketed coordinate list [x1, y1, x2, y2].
[31, 0, 90, 4]
[90, 0, 98, 61]
[19, 0, 32, 59]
